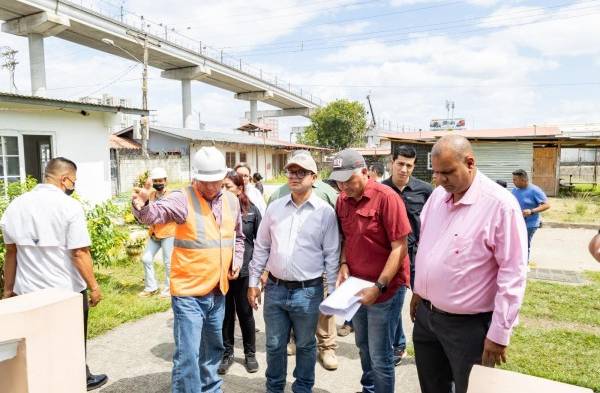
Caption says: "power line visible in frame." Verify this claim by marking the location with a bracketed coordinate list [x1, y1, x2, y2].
[228, 0, 596, 52]
[238, 4, 600, 57]
[74, 63, 140, 100]
[178, 0, 385, 25]
[293, 81, 600, 89]
[213, 0, 462, 41]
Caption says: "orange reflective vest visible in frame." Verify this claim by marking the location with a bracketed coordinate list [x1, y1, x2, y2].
[148, 190, 177, 239]
[170, 186, 239, 297]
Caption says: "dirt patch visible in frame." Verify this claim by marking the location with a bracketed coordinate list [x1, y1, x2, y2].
[520, 316, 600, 335]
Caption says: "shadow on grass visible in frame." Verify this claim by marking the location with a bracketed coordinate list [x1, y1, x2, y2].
[95, 271, 144, 294]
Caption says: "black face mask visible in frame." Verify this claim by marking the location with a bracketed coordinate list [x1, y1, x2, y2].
[65, 188, 75, 196]
[153, 183, 165, 191]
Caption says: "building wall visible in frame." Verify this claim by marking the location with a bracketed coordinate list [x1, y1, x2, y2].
[473, 142, 533, 187]
[190, 142, 287, 180]
[115, 153, 190, 193]
[391, 141, 533, 187]
[0, 103, 113, 203]
[147, 132, 189, 155]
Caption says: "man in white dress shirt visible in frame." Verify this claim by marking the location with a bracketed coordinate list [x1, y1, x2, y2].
[247, 153, 340, 393]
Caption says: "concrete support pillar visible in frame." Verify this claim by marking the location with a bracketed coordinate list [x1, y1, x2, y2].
[181, 79, 192, 129]
[250, 100, 258, 123]
[28, 34, 47, 96]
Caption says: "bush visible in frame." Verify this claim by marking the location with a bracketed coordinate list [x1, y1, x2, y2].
[84, 200, 128, 268]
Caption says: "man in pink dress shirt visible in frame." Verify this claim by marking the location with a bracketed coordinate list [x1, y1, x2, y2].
[409, 135, 528, 393]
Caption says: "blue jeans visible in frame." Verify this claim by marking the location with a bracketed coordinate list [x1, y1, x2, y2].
[352, 288, 404, 393]
[392, 286, 408, 352]
[263, 279, 323, 393]
[526, 227, 538, 261]
[142, 236, 174, 292]
[171, 293, 225, 393]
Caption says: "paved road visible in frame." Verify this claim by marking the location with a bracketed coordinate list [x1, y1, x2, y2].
[89, 225, 598, 392]
[531, 227, 599, 272]
[90, 298, 420, 393]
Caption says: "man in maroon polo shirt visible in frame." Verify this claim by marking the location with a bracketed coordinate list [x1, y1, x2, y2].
[331, 148, 411, 393]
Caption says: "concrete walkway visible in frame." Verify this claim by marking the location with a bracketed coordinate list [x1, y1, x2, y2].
[88, 226, 598, 392]
[89, 297, 420, 393]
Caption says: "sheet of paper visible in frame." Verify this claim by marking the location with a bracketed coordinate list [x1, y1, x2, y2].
[319, 276, 374, 320]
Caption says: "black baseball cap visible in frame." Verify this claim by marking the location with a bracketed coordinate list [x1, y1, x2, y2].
[328, 149, 366, 182]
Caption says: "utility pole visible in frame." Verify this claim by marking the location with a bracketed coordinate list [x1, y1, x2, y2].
[1, 46, 19, 93]
[141, 35, 149, 158]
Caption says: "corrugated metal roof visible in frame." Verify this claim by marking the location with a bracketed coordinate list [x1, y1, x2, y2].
[0, 92, 149, 115]
[116, 125, 329, 151]
[381, 127, 561, 141]
[109, 135, 141, 150]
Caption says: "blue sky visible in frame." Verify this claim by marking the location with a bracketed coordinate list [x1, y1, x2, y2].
[2, 0, 600, 139]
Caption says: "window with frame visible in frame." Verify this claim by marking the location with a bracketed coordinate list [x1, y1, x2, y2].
[0, 136, 21, 187]
[239, 152, 247, 163]
[225, 151, 236, 169]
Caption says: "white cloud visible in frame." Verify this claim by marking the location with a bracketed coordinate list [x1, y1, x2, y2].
[315, 21, 371, 37]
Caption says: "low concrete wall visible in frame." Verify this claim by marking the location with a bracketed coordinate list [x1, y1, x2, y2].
[116, 154, 190, 194]
[0, 289, 86, 393]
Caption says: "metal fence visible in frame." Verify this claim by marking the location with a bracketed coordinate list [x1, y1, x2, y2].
[69, 0, 323, 106]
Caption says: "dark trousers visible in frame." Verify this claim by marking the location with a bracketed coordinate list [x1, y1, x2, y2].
[413, 301, 492, 393]
[222, 276, 256, 356]
[408, 245, 417, 289]
[81, 290, 91, 378]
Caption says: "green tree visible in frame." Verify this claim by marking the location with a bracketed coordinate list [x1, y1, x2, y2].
[298, 99, 367, 150]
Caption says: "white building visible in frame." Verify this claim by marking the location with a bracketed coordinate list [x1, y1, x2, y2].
[80, 94, 134, 132]
[112, 125, 328, 194]
[0, 92, 148, 203]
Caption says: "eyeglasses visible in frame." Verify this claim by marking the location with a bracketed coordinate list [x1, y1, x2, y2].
[285, 169, 312, 179]
[64, 176, 76, 186]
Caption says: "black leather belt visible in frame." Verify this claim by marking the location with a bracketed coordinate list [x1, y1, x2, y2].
[421, 299, 492, 317]
[268, 273, 322, 289]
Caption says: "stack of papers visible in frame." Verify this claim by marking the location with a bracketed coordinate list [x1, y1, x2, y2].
[319, 277, 374, 320]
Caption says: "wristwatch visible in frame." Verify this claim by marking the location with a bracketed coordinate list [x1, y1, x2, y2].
[374, 281, 387, 294]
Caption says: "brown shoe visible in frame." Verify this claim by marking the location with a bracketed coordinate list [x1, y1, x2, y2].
[337, 323, 354, 337]
[137, 289, 159, 298]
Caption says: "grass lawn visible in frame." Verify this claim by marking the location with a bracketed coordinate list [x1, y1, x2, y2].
[87, 259, 171, 339]
[544, 197, 600, 225]
[501, 272, 600, 392]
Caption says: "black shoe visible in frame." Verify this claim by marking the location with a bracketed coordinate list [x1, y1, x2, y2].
[87, 374, 108, 391]
[394, 348, 406, 366]
[244, 354, 259, 373]
[218, 355, 234, 375]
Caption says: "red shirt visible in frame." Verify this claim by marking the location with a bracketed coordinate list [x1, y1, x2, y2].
[336, 180, 412, 303]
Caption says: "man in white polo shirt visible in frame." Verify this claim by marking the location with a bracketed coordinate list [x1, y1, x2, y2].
[1, 157, 108, 391]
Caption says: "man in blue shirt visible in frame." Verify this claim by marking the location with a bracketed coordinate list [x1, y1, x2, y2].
[511, 169, 551, 262]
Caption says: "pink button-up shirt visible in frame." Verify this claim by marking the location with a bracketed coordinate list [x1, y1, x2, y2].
[414, 171, 528, 346]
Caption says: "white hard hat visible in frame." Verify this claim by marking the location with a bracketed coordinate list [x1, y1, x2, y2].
[192, 147, 228, 181]
[150, 167, 168, 180]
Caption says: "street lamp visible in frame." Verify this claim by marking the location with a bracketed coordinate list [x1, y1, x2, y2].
[102, 37, 149, 158]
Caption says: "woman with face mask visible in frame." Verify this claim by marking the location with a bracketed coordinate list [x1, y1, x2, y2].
[138, 167, 176, 298]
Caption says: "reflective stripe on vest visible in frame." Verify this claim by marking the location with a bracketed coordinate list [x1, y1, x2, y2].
[170, 186, 239, 297]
